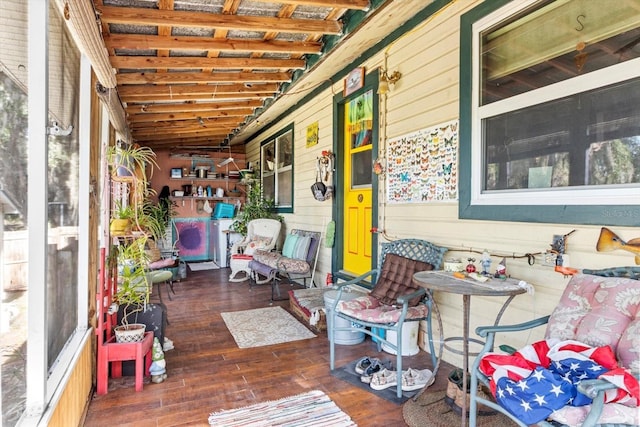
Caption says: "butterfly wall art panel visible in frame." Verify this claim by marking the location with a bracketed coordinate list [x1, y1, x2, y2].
[386, 120, 458, 203]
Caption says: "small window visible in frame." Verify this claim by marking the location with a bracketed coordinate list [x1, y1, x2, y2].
[460, 0, 640, 225]
[260, 125, 293, 212]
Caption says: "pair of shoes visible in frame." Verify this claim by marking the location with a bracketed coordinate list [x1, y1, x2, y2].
[354, 356, 378, 375]
[401, 368, 433, 391]
[370, 368, 398, 390]
[359, 359, 388, 384]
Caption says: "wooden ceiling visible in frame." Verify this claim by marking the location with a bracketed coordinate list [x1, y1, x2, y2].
[93, 0, 371, 150]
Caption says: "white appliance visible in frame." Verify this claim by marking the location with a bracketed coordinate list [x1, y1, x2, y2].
[209, 219, 241, 268]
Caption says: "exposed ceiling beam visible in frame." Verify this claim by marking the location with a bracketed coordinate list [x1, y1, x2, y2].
[128, 109, 256, 124]
[105, 34, 323, 55]
[126, 100, 263, 114]
[121, 92, 273, 103]
[109, 56, 306, 70]
[97, 6, 343, 35]
[116, 71, 292, 85]
[118, 83, 279, 97]
[251, 0, 369, 10]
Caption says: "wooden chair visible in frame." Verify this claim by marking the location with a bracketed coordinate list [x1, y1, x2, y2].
[96, 248, 153, 394]
[328, 239, 447, 398]
[469, 271, 640, 427]
[228, 218, 281, 282]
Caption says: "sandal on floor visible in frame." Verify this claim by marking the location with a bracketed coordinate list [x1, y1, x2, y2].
[370, 368, 398, 391]
[402, 368, 434, 391]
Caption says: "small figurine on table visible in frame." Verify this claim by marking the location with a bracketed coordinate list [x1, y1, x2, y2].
[481, 250, 491, 275]
[495, 257, 507, 279]
[466, 258, 477, 273]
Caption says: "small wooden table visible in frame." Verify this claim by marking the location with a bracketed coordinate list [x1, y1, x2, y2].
[413, 271, 527, 427]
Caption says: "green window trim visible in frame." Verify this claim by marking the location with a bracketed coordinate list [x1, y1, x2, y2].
[459, 0, 640, 226]
[259, 123, 294, 214]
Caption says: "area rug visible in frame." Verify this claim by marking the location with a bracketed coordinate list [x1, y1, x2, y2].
[331, 358, 417, 405]
[208, 389, 357, 426]
[187, 261, 219, 271]
[221, 306, 316, 348]
[402, 387, 513, 427]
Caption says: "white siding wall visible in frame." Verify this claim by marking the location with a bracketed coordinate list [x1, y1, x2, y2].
[244, 0, 639, 367]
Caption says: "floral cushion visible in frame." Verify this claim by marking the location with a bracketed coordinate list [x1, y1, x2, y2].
[542, 273, 640, 426]
[251, 249, 311, 274]
[545, 273, 640, 371]
[244, 235, 272, 256]
[251, 249, 281, 268]
[337, 295, 428, 323]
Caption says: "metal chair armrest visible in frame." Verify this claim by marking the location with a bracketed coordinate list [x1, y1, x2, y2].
[475, 315, 550, 338]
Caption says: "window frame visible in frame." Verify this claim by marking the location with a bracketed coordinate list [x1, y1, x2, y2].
[17, 1, 91, 423]
[459, 0, 640, 226]
[259, 124, 294, 214]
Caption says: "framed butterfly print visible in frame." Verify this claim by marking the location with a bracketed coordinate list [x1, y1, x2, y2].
[386, 120, 458, 203]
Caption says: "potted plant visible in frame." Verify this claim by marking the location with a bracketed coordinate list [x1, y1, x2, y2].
[107, 140, 158, 179]
[110, 201, 135, 236]
[112, 235, 151, 343]
[230, 181, 283, 237]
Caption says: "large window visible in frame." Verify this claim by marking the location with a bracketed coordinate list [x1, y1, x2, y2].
[260, 125, 293, 212]
[1, 1, 90, 425]
[459, 0, 640, 225]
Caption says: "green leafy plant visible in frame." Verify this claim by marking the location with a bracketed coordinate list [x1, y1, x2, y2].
[106, 141, 158, 179]
[230, 181, 283, 236]
[112, 235, 151, 328]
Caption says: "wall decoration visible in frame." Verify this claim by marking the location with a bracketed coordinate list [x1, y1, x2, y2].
[346, 90, 373, 149]
[306, 121, 319, 148]
[343, 67, 364, 96]
[386, 120, 458, 203]
[173, 218, 209, 261]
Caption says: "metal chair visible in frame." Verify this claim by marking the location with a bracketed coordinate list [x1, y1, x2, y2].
[328, 239, 447, 398]
[469, 271, 640, 427]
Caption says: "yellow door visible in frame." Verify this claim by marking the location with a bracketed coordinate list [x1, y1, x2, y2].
[343, 90, 374, 275]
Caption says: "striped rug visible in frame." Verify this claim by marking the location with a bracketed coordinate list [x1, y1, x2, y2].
[208, 390, 357, 426]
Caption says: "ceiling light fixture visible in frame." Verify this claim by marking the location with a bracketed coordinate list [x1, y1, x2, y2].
[377, 69, 402, 95]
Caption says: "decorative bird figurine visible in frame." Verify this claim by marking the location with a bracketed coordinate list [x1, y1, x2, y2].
[596, 227, 640, 265]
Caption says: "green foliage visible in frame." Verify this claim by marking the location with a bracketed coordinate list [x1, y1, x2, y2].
[113, 236, 150, 326]
[140, 198, 175, 242]
[106, 141, 159, 179]
[230, 182, 283, 236]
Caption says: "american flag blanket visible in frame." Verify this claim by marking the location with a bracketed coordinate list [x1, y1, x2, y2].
[479, 339, 639, 425]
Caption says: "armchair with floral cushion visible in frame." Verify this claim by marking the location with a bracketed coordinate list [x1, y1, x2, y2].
[228, 218, 281, 282]
[469, 271, 640, 427]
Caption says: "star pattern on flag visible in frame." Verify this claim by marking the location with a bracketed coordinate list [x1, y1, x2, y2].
[478, 340, 639, 425]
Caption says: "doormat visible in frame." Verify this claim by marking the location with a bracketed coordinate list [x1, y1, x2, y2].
[330, 358, 418, 405]
[221, 306, 316, 348]
[208, 389, 356, 426]
[187, 261, 219, 271]
[402, 387, 513, 427]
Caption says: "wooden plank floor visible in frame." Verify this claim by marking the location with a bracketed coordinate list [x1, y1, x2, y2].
[84, 267, 451, 427]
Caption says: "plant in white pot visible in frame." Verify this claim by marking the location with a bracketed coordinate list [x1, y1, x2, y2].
[112, 235, 151, 343]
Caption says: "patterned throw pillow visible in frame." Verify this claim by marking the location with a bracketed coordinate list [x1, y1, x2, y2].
[244, 235, 272, 256]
